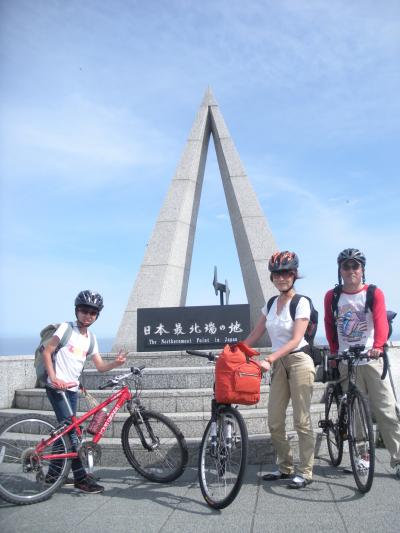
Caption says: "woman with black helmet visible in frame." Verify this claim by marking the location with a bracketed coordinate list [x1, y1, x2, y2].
[42, 290, 127, 494]
[244, 251, 315, 489]
[324, 248, 400, 479]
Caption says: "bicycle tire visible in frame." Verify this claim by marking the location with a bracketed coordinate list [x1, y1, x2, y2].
[348, 390, 375, 493]
[0, 414, 72, 505]
[325, 385, 343, 467]
[198, 405, 248, 509]
[121, 410, 188, 483]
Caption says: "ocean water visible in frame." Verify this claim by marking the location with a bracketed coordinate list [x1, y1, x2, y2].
[1, 335, 397, 356]
[0, 337, 115, 356]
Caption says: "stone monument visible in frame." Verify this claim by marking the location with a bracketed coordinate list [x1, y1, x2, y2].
[113, 88, 277, 352]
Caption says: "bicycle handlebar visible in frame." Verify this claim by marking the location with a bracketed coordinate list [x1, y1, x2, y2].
[186, 350, 218, 362]
[98, 365, 146, 390]
[327, 344, 388, 380]
[46, 382, 78, 391]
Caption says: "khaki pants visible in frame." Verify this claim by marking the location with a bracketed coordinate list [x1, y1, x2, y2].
[268, 351, 315, 480]
[339, 359, 400, 468]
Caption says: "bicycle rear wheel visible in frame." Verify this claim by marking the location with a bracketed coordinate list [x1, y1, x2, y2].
[121, 410, 188, 482]
[0, 414, 72, 505]
[325, 385, 343, 467]
[348, 391, 375, 493]
[199, 406, 248, 509]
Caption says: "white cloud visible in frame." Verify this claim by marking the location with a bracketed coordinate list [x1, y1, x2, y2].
[1, 95, 177, 188]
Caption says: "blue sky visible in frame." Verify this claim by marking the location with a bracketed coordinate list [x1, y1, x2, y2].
[1, 0, 399, 344]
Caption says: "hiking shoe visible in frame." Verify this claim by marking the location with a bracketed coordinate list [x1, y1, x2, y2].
[262, 470, 291, 481]
[288, 476, 313, 489]
[74, 475, 104, 494]
[45, 474, 75, 486]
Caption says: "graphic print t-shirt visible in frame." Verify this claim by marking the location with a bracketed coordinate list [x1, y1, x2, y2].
[47, 321, 99, 391]
[336, 290, 374, 360]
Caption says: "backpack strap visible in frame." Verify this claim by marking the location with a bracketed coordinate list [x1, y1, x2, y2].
[289, 294, 302, 321]
[87, 330, 95, 356]
[365, 284, 376, 313]
[331, 285, 342, 323]
[266, 296, 278, 315]
[56, 321, 74, 353]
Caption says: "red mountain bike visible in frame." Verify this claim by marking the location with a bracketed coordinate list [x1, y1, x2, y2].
[0, 366, 188, 505]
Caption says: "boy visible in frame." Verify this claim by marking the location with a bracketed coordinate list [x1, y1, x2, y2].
[43, 290, 127, 493]
[324, 249, 400, 479]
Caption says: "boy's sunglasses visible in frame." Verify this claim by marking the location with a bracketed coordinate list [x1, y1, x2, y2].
[341, 262, 361, 271]
[77, 307, 98, 316]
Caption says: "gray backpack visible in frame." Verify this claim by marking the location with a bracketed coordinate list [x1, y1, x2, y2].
[34, 322, 94, 387]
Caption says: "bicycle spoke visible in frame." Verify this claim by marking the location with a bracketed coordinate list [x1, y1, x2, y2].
[348, 392, 375, 493]
[325, 387, 343, 467]
[199, 407, 247, 509]
[121, 410, 188, 482]
[0, 416, 71, 505]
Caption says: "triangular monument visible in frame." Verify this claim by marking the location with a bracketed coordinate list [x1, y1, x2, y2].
[113, 89, 277, 351]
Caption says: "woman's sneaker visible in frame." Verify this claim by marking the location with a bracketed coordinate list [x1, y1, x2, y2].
[74, 475, 104, 494]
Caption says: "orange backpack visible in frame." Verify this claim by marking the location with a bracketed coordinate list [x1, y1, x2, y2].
[214, 342, 262, 405]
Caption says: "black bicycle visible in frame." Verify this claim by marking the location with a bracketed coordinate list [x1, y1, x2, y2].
[187, 350, 248, 509]
[318, 344, 388, 493]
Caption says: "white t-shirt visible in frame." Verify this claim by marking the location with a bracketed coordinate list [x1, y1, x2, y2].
[261, 296, 311, 352]
[47, 321, 99, 391]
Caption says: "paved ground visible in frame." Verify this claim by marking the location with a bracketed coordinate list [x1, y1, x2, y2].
[1, 448, 399, 533]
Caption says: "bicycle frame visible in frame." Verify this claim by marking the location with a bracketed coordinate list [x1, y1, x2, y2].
[37, 386, 133, 460]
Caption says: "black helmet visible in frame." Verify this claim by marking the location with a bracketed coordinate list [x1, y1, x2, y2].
[75, 290, 104, 312]
[268, 251, 299, 272]
[337, 248, 366, 267]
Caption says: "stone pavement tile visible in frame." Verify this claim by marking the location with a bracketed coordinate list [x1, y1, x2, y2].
[0, 482, 111, 533]
[254, 462, 346, 533]
[160, 465, 260, 533]
[0, 450, 398, 533]
[66, 468, 199, 533]
[0, 467, 198, 533]
[343, 511, 399, 533]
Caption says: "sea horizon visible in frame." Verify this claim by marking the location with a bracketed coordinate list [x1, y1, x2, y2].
[0, 337, 115, 356]
[1, 335, 398, 357]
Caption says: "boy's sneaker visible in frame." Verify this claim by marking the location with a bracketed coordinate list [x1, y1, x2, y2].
[74, 475, 104, 494]
[395, 464, 400, 479]
[355, 457, 370, 472]
[288, 476, 313, 489]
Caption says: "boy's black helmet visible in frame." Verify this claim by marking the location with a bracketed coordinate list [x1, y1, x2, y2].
[75, 290, 104, 312]
[337, 248, 366, 267]
[268, 251, 299, 272]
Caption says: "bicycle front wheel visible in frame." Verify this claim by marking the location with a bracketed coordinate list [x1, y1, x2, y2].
[325, 385, 343, 467]
[348, 391, 375, 493]
[121, 410, 188, 483]
[199, 406, 248, 509]
[0, 414, 72, 505]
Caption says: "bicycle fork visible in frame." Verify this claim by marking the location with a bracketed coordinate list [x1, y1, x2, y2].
[209, 401, 234, 458]
[128, 404, 160, 451]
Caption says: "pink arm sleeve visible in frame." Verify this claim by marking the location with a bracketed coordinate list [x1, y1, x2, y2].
[372, 287, 389, 350]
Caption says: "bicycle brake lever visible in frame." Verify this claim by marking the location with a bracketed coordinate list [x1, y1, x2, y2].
[380, 349, 389, 380]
